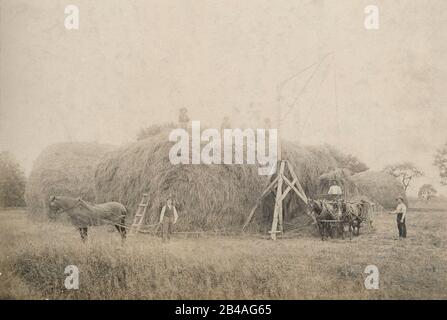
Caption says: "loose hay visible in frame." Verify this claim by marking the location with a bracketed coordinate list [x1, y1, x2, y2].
[25, 142, 115, 218]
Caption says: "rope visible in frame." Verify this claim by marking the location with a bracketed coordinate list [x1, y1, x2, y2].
[279, 52, 333, 123]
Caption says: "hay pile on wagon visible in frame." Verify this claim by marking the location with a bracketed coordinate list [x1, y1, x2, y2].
[318, 168, 374, 202]
[94, 131, 347, 232]
[25, 142, 115, 218]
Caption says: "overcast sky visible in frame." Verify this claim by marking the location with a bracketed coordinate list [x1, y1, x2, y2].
[1, 0, 446, 196]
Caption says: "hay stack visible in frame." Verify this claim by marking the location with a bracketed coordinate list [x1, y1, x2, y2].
[351, 170, 407, 209]
[25, 142, 115, 217]
[95, 133, 266, 231]
[94, 133, 344, 232]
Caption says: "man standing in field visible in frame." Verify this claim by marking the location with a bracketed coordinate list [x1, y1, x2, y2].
[159, 198, 178, 242]
[390, 196, 407, 240]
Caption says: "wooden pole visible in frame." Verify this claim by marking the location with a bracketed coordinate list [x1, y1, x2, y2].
[270, 161, 285, 240]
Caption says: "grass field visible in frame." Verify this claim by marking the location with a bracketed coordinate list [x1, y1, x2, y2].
[0, 205, 446, 300]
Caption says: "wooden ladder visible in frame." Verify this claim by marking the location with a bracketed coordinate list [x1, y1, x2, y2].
[130, 193, 150, 234]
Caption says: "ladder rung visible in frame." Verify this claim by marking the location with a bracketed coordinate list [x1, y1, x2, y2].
[130, 193, 150, 234]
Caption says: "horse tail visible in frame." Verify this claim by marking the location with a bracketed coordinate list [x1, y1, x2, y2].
[122, 205, 129, 223]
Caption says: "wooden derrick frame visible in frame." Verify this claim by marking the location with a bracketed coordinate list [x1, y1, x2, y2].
[243, 160, 311, 240]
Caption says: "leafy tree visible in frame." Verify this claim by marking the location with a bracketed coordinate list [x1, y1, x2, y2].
[382, 162, 423, 191]
[0, 151, 26, 207]
[418, 184, 437, 201]
[434, 142, 447, 185]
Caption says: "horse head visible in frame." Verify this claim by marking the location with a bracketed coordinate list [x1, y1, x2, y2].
[305, 199, 324, 222]
[335, 199, 347, 217]
[49, 195, 82, 215]
[49, 195, 61, 210]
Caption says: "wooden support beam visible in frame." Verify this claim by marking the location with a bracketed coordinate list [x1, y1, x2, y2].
[279, 176, 298, 202]
[286, 160, 307, 203]
[259, 176, 280, 199]
[243, 160, 310, 240]
[270, 161, 285, 240]
[283, 176, 307, 204]
[279, 186, 291, 202]
[242, 176, 279, 231]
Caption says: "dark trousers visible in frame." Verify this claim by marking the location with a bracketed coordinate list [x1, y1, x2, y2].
[397, 214, 407, 238]
[162, 216, 173, 242]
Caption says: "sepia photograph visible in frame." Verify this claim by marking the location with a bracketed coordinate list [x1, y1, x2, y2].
[0, 0, 446, 308]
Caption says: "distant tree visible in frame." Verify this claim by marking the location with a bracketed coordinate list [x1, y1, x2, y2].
[418, 184, 437, 201]
[382, 162, 423, 191]
[0, 151, 26, 207]
[434, 142, 447, 185]
[136, 122, 176, 140]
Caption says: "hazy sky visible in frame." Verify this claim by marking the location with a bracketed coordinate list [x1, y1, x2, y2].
[1, 0, 446, 196]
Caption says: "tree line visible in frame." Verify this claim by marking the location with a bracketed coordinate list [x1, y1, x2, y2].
[0, 151, 26, 207]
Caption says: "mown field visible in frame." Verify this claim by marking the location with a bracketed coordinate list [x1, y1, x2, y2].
[0, 205, 446, 300]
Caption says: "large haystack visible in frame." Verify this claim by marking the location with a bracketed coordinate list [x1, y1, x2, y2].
[95, 133, 266, 231]
[94, 132, 344, 232]
[351, 170, 407, 209]
[25, 142, 115, 217]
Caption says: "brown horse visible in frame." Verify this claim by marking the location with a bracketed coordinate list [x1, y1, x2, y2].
[338, 199, 372, 238]
[49, 195, 128, 241]
[307, 199, 343, 240]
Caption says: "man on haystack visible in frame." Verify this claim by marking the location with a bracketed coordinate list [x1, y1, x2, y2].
[178, 107, 190, 130]
[328, 180, 343, 197]
[390, 196, 407, 240]
[159, 198, 178, 242]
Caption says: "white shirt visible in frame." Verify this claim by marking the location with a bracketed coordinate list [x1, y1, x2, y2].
[159, 205, 178, 223]
[394, 203, 407, 215]
[328, 185, 343, 195]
